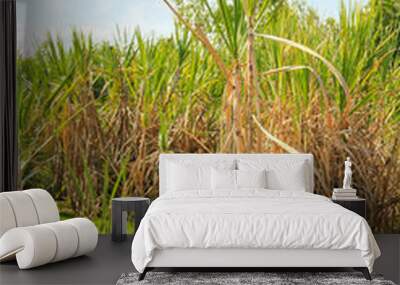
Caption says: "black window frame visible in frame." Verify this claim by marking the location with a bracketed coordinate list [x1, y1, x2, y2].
[0, 0, 18, 192]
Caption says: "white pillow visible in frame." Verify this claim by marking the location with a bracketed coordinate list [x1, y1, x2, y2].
[211, 168, 236, 190]
[212, 169, 268, 190]
[167, 162, 211, 191]
[166, 159, 236, 170]
[237, 159, 309, 191]
[236, 169, 267, 189]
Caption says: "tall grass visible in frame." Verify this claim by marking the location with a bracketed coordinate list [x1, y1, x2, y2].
[17, 0, 399, 233]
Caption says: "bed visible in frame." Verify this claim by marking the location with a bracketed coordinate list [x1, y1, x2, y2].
[131, 154, 380, 280]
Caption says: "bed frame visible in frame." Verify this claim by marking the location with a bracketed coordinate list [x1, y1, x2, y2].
[139, 154, 371, 280]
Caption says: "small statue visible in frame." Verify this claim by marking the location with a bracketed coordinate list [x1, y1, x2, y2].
[343, 157, 352, 189]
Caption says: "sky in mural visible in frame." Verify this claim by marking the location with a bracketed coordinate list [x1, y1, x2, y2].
[17, 0, 368, 55]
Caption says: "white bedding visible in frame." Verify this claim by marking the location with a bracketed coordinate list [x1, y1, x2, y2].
[131, 190, 380, 273]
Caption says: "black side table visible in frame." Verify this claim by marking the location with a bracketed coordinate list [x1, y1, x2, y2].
[332, 198, 366, 218]
[112, 197, 150, 242]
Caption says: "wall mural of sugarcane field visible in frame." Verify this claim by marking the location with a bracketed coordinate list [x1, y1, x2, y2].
[17, 0, 399, 233]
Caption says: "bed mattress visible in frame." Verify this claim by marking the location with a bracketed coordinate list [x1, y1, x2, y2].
[131, 190, 380, 273]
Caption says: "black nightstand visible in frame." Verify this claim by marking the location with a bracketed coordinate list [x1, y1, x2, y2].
[332, 198, 366, 218]
[112, 197, 150, 242]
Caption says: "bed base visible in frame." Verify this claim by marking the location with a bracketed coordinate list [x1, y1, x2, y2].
[138, 248, 372, 281]
[138, 267, 371, 281]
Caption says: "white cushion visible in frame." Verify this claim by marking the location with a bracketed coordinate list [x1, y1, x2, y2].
[166, 162, 212, 191]
[238, 159, 308, 191]
[211, 168, 236, 190]
[0, 196, 16, 237]
[64, 218, 98, 257]
[159, 154, 314, 194]
[42, 221, 79, 262]
[24, 189, 59, 224]
[0, 226, 57, 269]
[236, 170, 267, 189]
[162, 157, 236, 194]
[212, 169, 268, 190]
[0, 189, 59, 236]
[0, 189, 97, 269]
[165, 158, 236, 170]
[0, 218, 98, 269]
[0, 191, 39, 227]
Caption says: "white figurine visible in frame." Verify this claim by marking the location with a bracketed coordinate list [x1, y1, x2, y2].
[343, 157, 352, 189]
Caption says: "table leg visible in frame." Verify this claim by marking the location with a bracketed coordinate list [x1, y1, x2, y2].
[112, 201, 124, 242]
[122, 210, 127, 237]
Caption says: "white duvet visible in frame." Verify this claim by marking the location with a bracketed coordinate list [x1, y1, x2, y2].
[131, 190, 380, 273]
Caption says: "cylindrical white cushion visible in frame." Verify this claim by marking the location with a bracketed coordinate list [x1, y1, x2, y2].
[0, 190, 52, 263]
[0, 189, 59, 239]
[0, 226, 57, 269]
[0, 196, 17, 237]
[0, 191, 39, 227]
[0, 218, 98, 269]
[64, 218, 98, 257]
[42, 221, 79, 262]
[24, 189, 59, 224]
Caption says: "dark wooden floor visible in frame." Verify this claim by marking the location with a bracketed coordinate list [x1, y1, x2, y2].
[0, 235, 134, 285]
[0, 235, 399, 285]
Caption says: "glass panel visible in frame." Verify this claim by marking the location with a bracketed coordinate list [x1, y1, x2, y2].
[16, 0, 400, 233]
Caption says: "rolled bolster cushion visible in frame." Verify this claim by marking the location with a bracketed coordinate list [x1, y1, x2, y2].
[42, 221, 79, 262]
[0, 226, 57, 269]
[0, 196, 17, 237]
[0, 218, 98, 269]
[63, 218, 98, 257]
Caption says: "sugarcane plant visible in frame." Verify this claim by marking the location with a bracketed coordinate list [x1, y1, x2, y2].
[162, 0, 351, 153]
